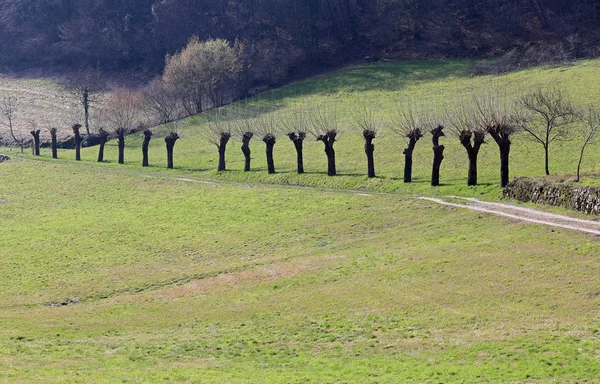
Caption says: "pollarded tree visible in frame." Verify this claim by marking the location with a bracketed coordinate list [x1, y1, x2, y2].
[353, 108, 383, 178]
[391, 103, 424, 183]
[256, 113, 279, 174]
[97, 128, 110, 162]
[430, 124, 445, 187]
[205, 116, 233, 172]
[448, 101, 487, 186]
[72, 123, 83, 161]
[29, 122, 40, 156]
[142, 129, 152, 167]
[233, 117, 256, 172]
[575, 107, 600, 183]
[473, 92, 523, 187]
[309, 105, 341, 176]
[103, 89, 144, 165]
[280, 107, 308, 174]
[521, 88, 576, 176]
[160, 121, 186, 169]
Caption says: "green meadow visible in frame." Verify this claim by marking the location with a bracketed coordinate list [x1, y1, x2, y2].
[2, 59, 600, 382]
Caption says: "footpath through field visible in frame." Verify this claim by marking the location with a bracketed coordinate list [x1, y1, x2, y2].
[420, 196, 600, 236]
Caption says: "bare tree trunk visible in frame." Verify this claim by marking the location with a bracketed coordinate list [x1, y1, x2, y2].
[318, 132, 336, 176]
[30, 130, 40, 156]
[576, 145, 585, 182]
[165, 132, 179, 169]
[117, 132, 125, 164]
[363, 131, 376, 178]
[460, 131, 485, 186]
[489, 131, 512, 187]
[263, 135, 276, 174]
[544, 145, 550, 176]
[142, 130, 152, 167]
[218, 133, 230, 171]
[288, 132, 305, 174]
[241, 132, 252, 172]
[403, 133, 421, 183]
[431, 126, 445, 187]
[50, 128, 58, 159]
[97, 129, 109, 162]
[73, 124, 82, 161]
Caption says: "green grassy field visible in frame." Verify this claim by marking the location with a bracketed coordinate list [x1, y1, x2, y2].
[2, 59, 600, 382]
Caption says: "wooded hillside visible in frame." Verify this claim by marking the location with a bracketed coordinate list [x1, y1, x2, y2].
[1, 1, 599, 86]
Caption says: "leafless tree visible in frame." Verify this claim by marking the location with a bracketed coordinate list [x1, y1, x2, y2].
[157, 121, 186, 169]
[309, 105, 341, 176]
[521, 88, 577, 176]
[233, 117, 256, 172]
[62, 68, 105, 136]
[0, 96, 24, 153]
[44, 120, 59, 159]
[142, 78, 182, 125]
[280, 107, 308, 174]
[142, 129, 152, 167]
[29, 121, 40, 156]
[102, 88, 144, 164]
[473, 92, 523, 187]
[72, 123, 83, 160]
[353, 107, 383, 178]
[575, 107, 600, 182]
[390, 102, 425, 183]
[205, 113, 233, 171]
[448, 100, 487, 186]
[255, 112, 279, 174]
[96, 128, 110, 162]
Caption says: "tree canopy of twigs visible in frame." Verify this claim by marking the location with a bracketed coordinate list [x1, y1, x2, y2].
[521, 87, 577, 175]
[309, 104, 341, 176]
[62, 68, 106, 136]
[472, 90, 523, 186]
[576, 106, 600, 182]
[0, 96, 24, 153]
[353, 107, 384, 178]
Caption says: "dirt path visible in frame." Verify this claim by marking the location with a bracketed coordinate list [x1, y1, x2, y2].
[420, 196, 600, 236]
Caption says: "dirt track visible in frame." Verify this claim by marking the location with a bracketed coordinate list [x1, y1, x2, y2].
[420, 196, 600, 236]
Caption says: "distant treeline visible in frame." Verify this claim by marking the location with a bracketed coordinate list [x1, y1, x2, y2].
[1, 0, 599, 84]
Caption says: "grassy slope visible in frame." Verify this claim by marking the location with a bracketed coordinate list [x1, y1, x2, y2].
[1, 160, 600, 382]
[2, 60, 600, 382]
[21, 59, 600, 200]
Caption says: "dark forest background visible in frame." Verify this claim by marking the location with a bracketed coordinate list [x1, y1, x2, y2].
[1, 0, 600, 87]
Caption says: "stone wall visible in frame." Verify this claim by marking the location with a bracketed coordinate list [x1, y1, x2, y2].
[504, 177, 600, 215]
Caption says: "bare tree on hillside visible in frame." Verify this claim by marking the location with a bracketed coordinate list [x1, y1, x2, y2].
[72, 123, 83, 160]
[353, 107, 383, 178]
[281, 107, 308, 174]
[142, 129, 152, 167]
[142, 78, 182, 125]
[44, 120, 59, 159]
[233, 117, 256, 172]
[256, 112, 279, 174]
[521, 88, 577, 176]
[391, 102, 425, 183]
[0, 96, 24, 153]
[62, 68, 105, 136]
[473, 92, 523, 187]
[28, 121, 40, 156]
[205, 114, 233, 171]
[158, 121, 186, 169]
[103, 89, 144, 164]
[309, 105, 341, 176]
[575, 107, 600, 182]
[448, 100, 487, 186]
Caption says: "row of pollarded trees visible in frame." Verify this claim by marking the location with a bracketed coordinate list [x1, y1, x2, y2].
[195, 88, 600, 187]
[6, 86, 599, 188]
